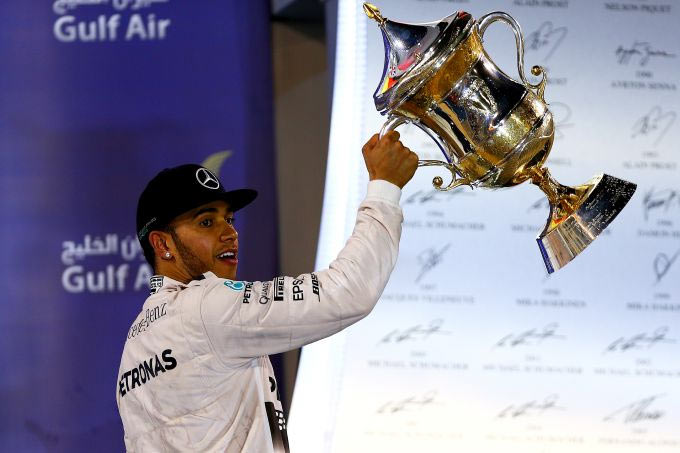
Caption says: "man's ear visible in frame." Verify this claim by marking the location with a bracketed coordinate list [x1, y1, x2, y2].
[148, 230, 174, 261]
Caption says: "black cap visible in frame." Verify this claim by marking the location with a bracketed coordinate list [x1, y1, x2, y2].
[136, 164, 257, 243]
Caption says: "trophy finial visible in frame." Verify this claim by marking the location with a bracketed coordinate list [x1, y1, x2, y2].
[363, 3, 386, 26]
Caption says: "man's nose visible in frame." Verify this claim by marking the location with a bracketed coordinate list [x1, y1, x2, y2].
[220, 223, 238, 241]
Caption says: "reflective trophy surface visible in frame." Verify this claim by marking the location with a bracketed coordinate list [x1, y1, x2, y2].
[364, 3, 637, 273]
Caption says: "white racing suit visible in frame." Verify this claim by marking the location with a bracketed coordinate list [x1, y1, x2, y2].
[116, 180, 402, 452]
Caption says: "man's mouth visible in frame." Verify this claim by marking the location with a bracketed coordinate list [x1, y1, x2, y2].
[217, 250, 238, 264]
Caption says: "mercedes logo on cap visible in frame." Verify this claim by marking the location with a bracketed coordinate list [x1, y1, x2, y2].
[195, 168, 220, 190]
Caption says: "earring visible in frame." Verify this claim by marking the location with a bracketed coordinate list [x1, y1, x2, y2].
[164, 252, 172, 259]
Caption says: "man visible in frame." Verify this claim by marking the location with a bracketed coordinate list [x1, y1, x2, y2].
[116, 131, 418, 452]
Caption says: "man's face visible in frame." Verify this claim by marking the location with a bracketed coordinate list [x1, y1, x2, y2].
[168, 200, 239, 280]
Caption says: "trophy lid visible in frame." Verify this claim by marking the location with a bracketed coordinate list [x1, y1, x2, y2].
[364, 3, 473, 113]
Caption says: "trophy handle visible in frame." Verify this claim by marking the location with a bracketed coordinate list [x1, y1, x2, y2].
[379, 115, 471, 191]
[477, 12, 548, 101]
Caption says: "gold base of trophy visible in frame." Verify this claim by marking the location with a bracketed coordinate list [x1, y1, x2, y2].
[531, 169, 637, 273]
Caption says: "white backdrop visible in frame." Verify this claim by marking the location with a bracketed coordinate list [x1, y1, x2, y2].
[290, 0, 680, 451]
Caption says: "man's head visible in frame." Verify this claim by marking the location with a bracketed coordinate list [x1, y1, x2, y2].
[137, 164, 257, 282]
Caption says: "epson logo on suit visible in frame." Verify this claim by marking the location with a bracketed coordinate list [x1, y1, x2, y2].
[292, 279, 304, 301]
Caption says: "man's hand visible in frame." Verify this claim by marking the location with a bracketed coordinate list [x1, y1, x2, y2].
[362, 131, 418, 189]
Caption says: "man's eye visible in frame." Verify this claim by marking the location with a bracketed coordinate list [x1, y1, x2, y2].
[199, 219, 213, 227]
[226, 217, 235, 225]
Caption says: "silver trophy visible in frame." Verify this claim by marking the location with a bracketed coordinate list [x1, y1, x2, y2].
[364, 3, 637, 273]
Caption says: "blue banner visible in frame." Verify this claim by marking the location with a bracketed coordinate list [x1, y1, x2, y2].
[0, 1, 277, 450]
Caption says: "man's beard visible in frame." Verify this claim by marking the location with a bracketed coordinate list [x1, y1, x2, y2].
[170, 230, 209, 280]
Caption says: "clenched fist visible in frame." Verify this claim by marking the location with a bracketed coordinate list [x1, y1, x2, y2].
[362, 131, 418, 189]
